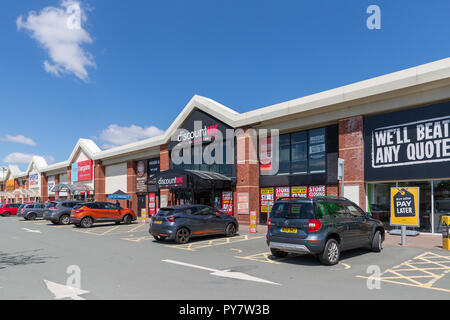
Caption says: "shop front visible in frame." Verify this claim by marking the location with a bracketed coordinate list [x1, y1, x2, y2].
[149, 169, 234, 211]
[258, 124, 339, 223]
[364, 101, 450, 233]
[71, 160, 94, 201]
[138, 157, 160, 217]
[28, 171, 41, 202]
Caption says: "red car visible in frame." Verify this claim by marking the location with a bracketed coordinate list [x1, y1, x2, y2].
[0, 203, 21, 216]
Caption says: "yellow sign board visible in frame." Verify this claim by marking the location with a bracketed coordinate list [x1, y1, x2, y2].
[5, 179, 14, 191]
[390, 187, 419, 227]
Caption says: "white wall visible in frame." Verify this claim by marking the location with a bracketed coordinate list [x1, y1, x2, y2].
[105, 163, 127, 194]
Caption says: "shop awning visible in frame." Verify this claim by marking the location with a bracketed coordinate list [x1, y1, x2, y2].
[51, 184, 93, 194]
[108, 190, 130, 200]
[147, 169, 233, 190]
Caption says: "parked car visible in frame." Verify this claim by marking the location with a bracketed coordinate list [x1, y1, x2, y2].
[149, 205, 239, 244]
[70, 202, 137, 228]
[43, 200, 84, 225]
[18, 203, 46, 220]
[266, 196, 385, 265]
[0, 203, 21, 216]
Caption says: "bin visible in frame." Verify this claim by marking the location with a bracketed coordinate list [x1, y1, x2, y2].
[442, 216, 450, 250]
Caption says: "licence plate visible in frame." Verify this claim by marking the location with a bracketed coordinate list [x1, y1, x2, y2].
[280, 227, 297, 233]
[154, 221, 162, 224]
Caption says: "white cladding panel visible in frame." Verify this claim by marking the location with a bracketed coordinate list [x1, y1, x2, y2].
[74, 150, 89, 163]
[344, 185, 360, 206]
[105, 163, 127, 194]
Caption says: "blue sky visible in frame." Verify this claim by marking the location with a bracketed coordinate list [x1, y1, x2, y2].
[1, 0, 449, 170]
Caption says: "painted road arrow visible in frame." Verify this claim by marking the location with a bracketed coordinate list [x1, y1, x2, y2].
[44, 280, 90, 300]
[21, 228, 41, 233]
[162, 259, 281, 285]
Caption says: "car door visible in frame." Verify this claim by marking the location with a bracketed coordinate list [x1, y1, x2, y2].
[36, 203, 45, 217]
[320, 201, 356, 250]
[344, 201, 372, 246]
[184, 206, 207, 234]
[104, 202, 121, 221]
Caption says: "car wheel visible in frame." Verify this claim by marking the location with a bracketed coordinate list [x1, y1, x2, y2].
[123, 214, 132, 225]
[59, 215, 70, 225]
[3, 211, 10, 217]
[80, 217, 93, 228]
[270, 248, 288, 258]
[225, 223, 236, 237]
[28, 213, 37, 220]
[175, 228, 190, 244]
[153, 235, 166, 242]
[319, 239, 340, 265]
[371, 231, 383, 252]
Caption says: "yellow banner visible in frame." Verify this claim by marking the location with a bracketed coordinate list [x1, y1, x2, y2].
[5, 179, 14, 191]
[390, 187, 419, 227]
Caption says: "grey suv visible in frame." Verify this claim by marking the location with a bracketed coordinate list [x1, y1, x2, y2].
[266, 197, 385, 265]
[43, 200, 84, 225]
[18, 203, 46, 220]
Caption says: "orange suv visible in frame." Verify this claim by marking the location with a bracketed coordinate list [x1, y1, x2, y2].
[70, 201, 137, 228]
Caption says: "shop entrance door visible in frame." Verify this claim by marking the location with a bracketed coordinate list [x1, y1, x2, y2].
[137, 195, 146, 217]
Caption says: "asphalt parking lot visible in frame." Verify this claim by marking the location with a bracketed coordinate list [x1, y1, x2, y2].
[1, 216, 450, 300]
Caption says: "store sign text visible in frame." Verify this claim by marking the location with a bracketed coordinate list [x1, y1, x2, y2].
[371, 116, 450, 168]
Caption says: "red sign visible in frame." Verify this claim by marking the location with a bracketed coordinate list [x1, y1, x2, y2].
[222, 191, 233, 215]
[275, 187, 290, 200]
[308, 185, 326, 197]
[77, 160, 93, 181]
[148, 193, 156, 216]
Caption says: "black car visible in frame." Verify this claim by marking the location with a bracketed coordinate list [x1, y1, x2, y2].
[149, 205, 239, 244]
[267, 196, 385, 265]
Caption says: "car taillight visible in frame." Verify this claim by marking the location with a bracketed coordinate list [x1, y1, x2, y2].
[49, 207, 57, 210]
[267, 218, 271, 230]
[308, 219, 322, 232]
[21, 209, 25, 212]
[73, 209, 84, 214]
[166, 216, 178, 222]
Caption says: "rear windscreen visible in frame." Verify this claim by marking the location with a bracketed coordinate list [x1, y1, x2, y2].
[157, 208, 175, 216]
[72, 204, 83, 210]
[48, 202, 58, 208]
[270, 202, 315, 219]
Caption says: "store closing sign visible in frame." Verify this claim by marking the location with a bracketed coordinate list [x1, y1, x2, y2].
[390, 187, 420, 227]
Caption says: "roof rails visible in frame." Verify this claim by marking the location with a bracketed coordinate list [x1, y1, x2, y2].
[276, 196, 350, 201]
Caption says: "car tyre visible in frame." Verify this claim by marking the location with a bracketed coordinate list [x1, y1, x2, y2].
[371, 231, 383, 252]
[3, 211, 10, 217]
[270, 248, 288, 258]
[59, 215, 70, 225]
[153, 235, 166, 241]
[225, 223, 237, 237]
[175, 228, 190, 244]
[28, 213, 37, 220]
[80, 217, 93, 228]
[319, 238, 340, 265]
[123, 214, 132, 225]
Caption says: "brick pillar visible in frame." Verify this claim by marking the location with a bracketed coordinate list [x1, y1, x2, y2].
[14, 179, 19, 203]
[159, 144, 171, 207]
[41, 173, 48, 203]
[235, 128, 260, 225]
[94, 160, 106, 202]
[338, 116, 366, 209]
[127, 160, 137, 213]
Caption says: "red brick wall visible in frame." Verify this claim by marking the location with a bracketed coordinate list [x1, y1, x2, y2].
[40, 173, 48, 203]
[94, 160, 106, 202]
[127, 160, 137, 212]
[338, 116, 366, 208]
[235, 129, 260, 224]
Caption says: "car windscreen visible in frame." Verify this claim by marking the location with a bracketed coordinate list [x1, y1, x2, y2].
[270, 202, 315, 219]
[156, 208, 175, 216]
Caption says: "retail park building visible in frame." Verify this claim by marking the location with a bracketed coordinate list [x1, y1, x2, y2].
[1, 58, 450, 234]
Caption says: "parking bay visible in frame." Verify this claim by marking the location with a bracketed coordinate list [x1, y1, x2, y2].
[1, 218, 450, 299]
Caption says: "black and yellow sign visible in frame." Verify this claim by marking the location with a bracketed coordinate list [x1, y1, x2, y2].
[5, 179, 14, 191]
[390, 187, 419, 227]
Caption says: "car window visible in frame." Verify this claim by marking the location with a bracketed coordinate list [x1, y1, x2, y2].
[157, 208, 175, 216]
[197, 207, 216, 216]
[316, 201, 349, 218]
[270, 202, 315, 219]
[86, 203, 100, 209]
[345, 202, 365, 217]
[104, 203, 118, 210]
[6, 204, 12, 208]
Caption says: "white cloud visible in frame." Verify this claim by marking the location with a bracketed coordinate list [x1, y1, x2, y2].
[16, 0, 95, 81]
[99, 124, 165, 149]
[3, 153, 54, 165]
[0, 134, 36, 146]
